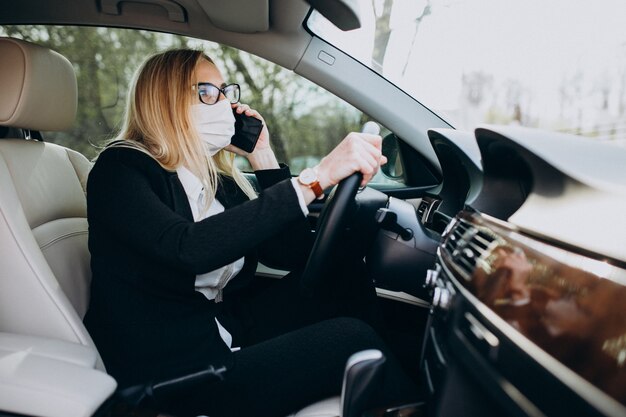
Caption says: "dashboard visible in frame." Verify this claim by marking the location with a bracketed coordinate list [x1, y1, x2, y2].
[425, 212, 626, 417]
[368, 125, 626, 417]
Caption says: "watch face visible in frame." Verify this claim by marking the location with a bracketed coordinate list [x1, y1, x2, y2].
[299, 168, 317, 185]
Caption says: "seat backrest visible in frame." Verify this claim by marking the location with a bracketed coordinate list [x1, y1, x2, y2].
[0, 37, 104, 370]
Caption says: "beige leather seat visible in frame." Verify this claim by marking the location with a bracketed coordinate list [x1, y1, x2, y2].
[0, 36, 340, 416]
[0, 37, 103, 368]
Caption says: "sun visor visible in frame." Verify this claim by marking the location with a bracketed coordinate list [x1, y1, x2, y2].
[196, 0, 269, 33]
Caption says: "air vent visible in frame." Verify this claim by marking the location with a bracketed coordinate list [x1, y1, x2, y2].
[417, 200, 429, 221]
[417, 197, 441, 224]
[442, 218, 496, 278]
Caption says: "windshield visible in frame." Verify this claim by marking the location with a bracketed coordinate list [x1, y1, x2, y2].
[307, 0, 626, 145]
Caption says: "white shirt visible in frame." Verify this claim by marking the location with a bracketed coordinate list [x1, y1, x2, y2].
[176, 166, 309, 350]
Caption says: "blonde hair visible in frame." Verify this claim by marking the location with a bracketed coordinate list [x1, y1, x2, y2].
[108, 49, 257, 206]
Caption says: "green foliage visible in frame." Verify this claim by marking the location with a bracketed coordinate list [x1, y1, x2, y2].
[1, 25, 163, 158]
[0, 25, 363, 166]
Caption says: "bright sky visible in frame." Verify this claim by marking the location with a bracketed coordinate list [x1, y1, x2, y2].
[309, 0, 626, 131]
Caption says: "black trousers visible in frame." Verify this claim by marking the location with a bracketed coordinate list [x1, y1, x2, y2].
[167, 271, 419, 417]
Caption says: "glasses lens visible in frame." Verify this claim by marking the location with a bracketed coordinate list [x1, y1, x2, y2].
[224, 84, 240, 104]
[198, 83, 220, 105]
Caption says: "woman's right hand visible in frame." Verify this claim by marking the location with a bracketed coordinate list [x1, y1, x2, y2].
[316, 132, 387, 189]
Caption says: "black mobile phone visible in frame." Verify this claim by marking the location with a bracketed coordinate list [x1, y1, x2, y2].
[231, 110, 263, 153]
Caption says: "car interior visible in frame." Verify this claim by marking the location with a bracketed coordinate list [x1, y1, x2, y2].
[1, 1, 625, 417]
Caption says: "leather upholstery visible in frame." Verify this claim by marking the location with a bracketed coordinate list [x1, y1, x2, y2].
[0, 138, 100, 364]
[0, 37, 102, 369]
[0, 331, 98, 368]
[0, 37, 77, 131]
[0, 333, 116, 417]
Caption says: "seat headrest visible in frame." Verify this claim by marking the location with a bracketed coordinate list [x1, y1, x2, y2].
[0, 37, 77, 132]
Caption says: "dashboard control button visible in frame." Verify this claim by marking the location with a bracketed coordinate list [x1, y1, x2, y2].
[424, 264, 441, 289]
[432, 287, 452, 311]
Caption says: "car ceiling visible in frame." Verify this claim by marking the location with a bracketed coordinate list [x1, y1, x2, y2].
[0, 0, 313, 70]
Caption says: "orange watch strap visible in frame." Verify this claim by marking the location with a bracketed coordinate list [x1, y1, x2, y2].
[310, 180, 324, 199]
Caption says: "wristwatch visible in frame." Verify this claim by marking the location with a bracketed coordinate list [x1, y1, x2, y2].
[298, 167, 324, 199]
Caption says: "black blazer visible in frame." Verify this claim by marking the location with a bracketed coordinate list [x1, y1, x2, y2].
[83, 146, 312, 388]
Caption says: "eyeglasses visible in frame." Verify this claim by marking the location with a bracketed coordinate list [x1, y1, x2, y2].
[192, 82, 240, 105]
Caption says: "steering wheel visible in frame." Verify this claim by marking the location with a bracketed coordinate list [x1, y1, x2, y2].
[300, 172, 363, 291]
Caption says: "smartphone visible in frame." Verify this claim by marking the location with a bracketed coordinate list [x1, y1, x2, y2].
[231, 110, 263, 153]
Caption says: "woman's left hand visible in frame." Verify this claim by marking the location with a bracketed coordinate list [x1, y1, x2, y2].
[225, 103, 279, 170]
[225, 103, 271, 155]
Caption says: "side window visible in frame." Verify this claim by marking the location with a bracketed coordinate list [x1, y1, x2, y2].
[0, 25, 404, 186]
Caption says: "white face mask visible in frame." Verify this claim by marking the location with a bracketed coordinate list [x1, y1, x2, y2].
[190, 99, 235, 156]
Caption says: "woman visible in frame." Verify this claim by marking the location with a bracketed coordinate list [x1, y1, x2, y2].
[84, 49, 417, 417]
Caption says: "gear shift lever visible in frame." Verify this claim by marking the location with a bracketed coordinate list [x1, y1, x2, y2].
[341, 349, 386, 417]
